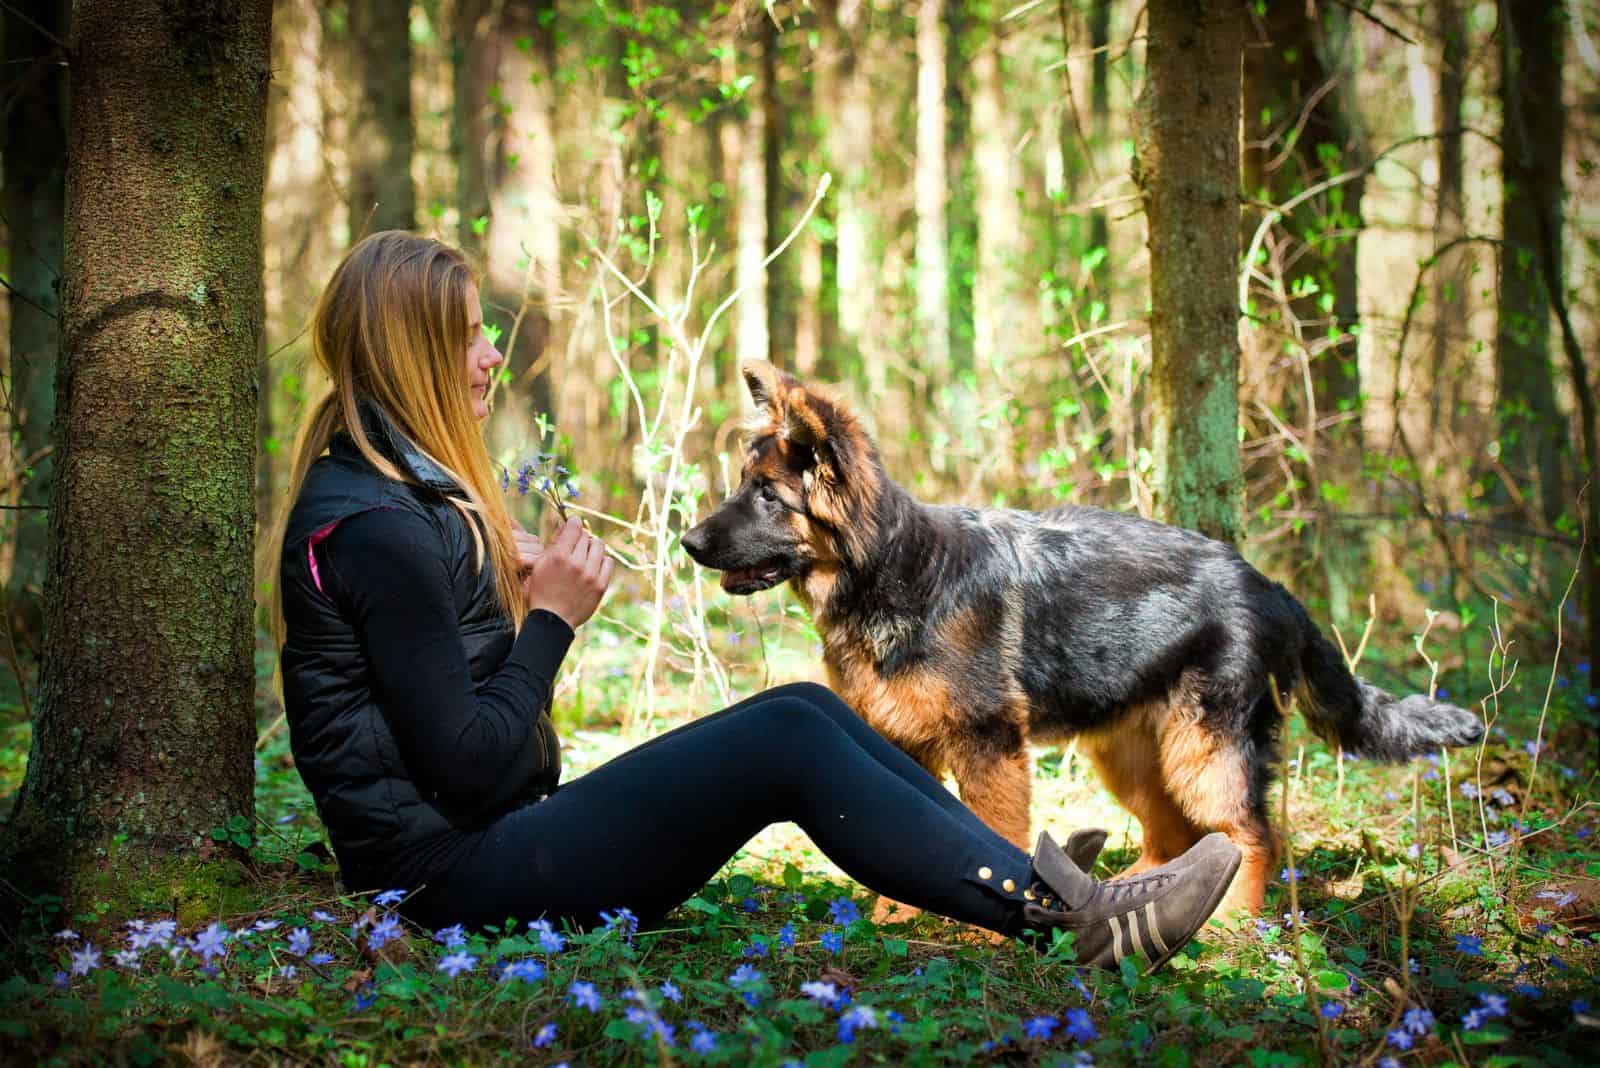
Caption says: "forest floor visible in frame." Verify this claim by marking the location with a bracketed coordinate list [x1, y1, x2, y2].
[1, 587, 1598, 1066]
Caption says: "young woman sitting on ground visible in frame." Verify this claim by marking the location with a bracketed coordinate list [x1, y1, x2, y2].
[268, 230, 1241, 972]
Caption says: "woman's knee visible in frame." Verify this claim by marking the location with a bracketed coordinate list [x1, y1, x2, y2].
[763, 681, 855, 723]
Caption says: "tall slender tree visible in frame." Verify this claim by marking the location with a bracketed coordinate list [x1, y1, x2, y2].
[2, 0, 270, 920]
[1242, 5, 1367, 624]
[1430, 0, 1469, 440]
[347, 0, 415, 235]
[1496, 0, 1568, 525]
[1137, 0, 1244, 543]
[2, 0, 68, 652]
[915, 0, 950, 393]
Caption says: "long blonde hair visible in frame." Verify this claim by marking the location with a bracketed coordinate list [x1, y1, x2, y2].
[266, 231, 522, 648]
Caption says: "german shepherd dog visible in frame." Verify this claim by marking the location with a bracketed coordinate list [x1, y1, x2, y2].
[682, 362, 1484, 915]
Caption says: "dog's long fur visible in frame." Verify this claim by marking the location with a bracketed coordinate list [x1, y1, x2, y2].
[682, 362, 1484, 914]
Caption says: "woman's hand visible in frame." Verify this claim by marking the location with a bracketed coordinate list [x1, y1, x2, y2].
[520, 517, 613, 629]
[512, 519, 543, 574]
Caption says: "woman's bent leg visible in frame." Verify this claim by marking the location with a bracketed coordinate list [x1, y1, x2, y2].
[411, 689, 1032, 935]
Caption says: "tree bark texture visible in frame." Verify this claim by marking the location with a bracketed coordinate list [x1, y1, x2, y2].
[5, 0, 268, 916]
[3, 0, 69, 652]
[1137, 0, 1244, 544]
[1496, 0, 1568, 525]
[348, 0, 415, 235]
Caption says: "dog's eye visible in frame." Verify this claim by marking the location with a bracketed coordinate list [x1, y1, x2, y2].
[759, 484, 779, 503]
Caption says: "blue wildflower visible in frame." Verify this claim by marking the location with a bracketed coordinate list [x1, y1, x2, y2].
[353, 981, 377, 1011]
[307, 951, 335, 966]
[1486, 830, 1510, 848]
[728, 963, 763, 986]
[113, 949, 141, 971]
[600, 907, 638, 938]
[1387, 1028, 1413, 1050]
[191, 923, 229, 963]
[838, 1005, 879, 1044]
[1064, 1008, 1097, 1042]
[500, 958, 545, 984]
[689, 1029, 717, 1054]
[533, 1022, 557, 1048]
[1455, 934, 1483, 956]
[1280, 866, 1303, 882]
[252, 919, 281, 933]
[1512, 983, 1540, 998]
[1024, 1015, 1060, 1039]
[437, 951, 477, 978]
[373, 889, 406, 907]
[1459, 782, 1480, 799]
[800, 980, 839, 1006]
[368, 915, 404, 949]
[821, 929, 844, 954]
[742, 897, 761, 913]
[1462, 1008, 1486, 1031]
[311, 910, 337, 924]
[539, 928, 566, 954]
[777, 922, 796, 949]
[51, 971, 68, 990]
[743, 940, 770, 958]
[287, 928, 311, 957]
[829, 897, 862, 926]
[1320, 1001, 1344, 1019]
[569, 980, 602, 1013]
[69, 943, 100, 976]
[1574, 1000, 1590, 1015]
[432, 924, 467, 948]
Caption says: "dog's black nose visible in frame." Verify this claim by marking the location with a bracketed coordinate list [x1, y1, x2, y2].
[681, 524, 709, 561]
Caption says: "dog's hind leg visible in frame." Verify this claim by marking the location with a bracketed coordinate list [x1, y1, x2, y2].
[1157, 705, 1278, 919]
[950, 746, 1033, 852]
[1078, 720, 1204, 876]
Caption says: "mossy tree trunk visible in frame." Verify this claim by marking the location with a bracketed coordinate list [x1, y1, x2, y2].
[1495, 0, 1568, 526]
[1241, 5, 1367, 627]
[348, 0, 414, 235]
[1136, 0, 1244, 544]
[2, 0, 69, 655]
[3, 0, 269, 924]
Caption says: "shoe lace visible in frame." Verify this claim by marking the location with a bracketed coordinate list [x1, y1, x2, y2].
[1100, 870, 1177, 905]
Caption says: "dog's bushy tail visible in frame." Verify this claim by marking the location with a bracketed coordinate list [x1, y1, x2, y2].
[1288, 598, 1484, 761]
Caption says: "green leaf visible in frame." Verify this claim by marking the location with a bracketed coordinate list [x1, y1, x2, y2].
[782, 863, 803, 890]
[881, 937, 908, 957]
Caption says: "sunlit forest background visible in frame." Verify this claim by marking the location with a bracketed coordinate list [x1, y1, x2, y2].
[6, 0, 1600, 726]
[2, 1, 1599, 1060]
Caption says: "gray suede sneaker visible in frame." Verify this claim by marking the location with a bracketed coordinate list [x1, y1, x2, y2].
[1021, 831, 1241, 972]
[1062, 827, 1108, 872]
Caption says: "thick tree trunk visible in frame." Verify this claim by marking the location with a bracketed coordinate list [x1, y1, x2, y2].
[1496, 0, 1568, 526]
[1241, 6, 1367, 625]
[1137, 0, 1244, 544]
[3, 0, 268, 923]
[347, 0, 415, 235]
[915, 0, 950, 393]
[2, 0, 68, 655]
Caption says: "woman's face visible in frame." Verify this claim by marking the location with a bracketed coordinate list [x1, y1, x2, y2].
[462, 281, 503, 421]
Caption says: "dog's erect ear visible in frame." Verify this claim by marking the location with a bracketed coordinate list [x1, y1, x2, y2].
[741, 360, 790, 420]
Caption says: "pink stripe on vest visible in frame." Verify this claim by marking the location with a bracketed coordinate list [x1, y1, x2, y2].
[308, 520, 340, 595]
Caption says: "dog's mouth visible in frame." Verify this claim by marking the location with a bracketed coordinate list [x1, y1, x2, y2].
[720, 562, 792, 595]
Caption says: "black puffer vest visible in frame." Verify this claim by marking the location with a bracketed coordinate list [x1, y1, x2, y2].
[278, 404, 559, 890]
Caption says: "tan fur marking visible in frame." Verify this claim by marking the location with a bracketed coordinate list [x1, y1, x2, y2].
[1077, 706, 1205, 872]
[948, 745, 1033, 851]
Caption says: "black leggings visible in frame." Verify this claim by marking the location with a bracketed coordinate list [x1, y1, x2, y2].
[405, 683, 1035, 935]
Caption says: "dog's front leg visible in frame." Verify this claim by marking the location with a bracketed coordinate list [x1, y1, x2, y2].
[950, 747, 1033, 851]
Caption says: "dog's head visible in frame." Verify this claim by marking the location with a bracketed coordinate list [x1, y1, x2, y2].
[682, 360, 879, 595]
